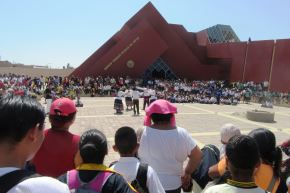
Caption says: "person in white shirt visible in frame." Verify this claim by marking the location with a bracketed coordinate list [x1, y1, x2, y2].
[114, 90, 124, 114]
[111, 126, 165, 193]
[124, 89, 133, 110]
[203, 135, 266, 193]
[149, 89, 157, 104]
[142, 88, 150, 110]
[0, 95, 69, 193]
[138, 99, 202, 193]
[132, 87, 141, 115]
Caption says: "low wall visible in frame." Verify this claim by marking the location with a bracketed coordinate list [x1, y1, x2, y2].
[0, 67, 73, 77]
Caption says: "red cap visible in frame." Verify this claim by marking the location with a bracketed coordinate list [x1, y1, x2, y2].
[50, 97, 76, 116]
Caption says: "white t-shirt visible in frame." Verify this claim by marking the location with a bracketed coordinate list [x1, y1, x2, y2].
[0, 167, 70, 193]
[111, 157, 165, 193]
[203, 183, 268, 193]
[132, 90, 141, 100]
[138, 126, 196, 190]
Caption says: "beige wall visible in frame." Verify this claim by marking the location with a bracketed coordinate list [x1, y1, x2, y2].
[0, 67, 74, 77]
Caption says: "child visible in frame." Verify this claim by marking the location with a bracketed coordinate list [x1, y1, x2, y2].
[204, 135, 265, 193]
[0, 95, 69, 192]
[209, 128, 282, 193]
[33, 97, 80, 178]
[59, 129, 137, 193]
[249, 128, 283, 193]
[111, 126, 165, 193]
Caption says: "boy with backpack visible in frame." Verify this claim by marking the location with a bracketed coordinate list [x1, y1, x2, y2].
[0, 94, 69, 193]
[111, 126, 165, 193]
[32, 97, 80, 177]
[59, 129, 137, 193]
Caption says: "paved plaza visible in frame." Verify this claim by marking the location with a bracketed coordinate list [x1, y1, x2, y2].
[43, 97, 290, 165]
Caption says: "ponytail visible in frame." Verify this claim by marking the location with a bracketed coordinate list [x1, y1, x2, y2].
[272, 146, 282, 177]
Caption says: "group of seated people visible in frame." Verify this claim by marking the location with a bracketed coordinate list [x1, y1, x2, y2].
[2, 73, 290, 108]
[0, 94, 290, 193]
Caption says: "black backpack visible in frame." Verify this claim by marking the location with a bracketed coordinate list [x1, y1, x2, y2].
[191, 144, 220, 188]
[0, 170, 40, 193]
[131, 163, 149, 193]
[110, 162, 149, 193]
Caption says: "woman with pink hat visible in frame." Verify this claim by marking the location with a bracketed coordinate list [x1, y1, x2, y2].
[138, 99, 202, 193]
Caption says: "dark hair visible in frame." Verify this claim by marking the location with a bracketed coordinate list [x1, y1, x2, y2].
[49, 112, 76, 128]
[151, 113, 172, 124]
[0, 94, 45, 144]
[79, 129, 108, 164]
[226, 135, 260, 171]
[115, 126, 137, 155]
[248, 128, 282, 177]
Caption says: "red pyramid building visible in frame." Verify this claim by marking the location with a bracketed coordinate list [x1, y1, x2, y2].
[71, 2, 290, 92]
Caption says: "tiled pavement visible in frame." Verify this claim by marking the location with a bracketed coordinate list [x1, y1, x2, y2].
[42, 97, 290, 165]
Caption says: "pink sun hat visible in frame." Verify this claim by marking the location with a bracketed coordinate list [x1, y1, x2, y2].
[144, 99, 177, 126]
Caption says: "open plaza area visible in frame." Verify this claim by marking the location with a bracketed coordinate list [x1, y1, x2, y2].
[45, 97, 290, 165]
[2, 1, 290, 192]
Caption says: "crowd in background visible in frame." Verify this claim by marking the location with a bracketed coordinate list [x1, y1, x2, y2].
[1, 73, 290, 107]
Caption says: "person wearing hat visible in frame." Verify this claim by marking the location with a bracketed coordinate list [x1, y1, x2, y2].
[33, 97, 80, 178]
[138, 99, 202, 193]
[208, 123, 241, 180]
[219, 123, 241, 158]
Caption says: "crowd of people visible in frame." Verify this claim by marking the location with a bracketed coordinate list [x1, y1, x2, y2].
[1, 94, 290, 193]
[1, 73, 290, 115]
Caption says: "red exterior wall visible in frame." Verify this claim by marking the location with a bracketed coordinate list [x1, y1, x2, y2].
[71, 2, 228, 80]
[270, 39, 290, 92]
[207, 43, 231, 58]
[228, 42, 247, 81]
[88, 20, 168, 78]
[244, 40, 274, 82]
[206, 42, 247, 82]
[169, 24, 206, 63]
[71, 2, 290, 91]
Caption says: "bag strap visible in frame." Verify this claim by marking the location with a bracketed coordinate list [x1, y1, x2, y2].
[67, 170, 81, 190]
[266, 175, 278, 192]
[67, 169, 112, 192]
[74, 164, 138, 192]
[0, 169, 39, 193]
[135, 162, 149, 193]
[109, 161, 117, 167]
[76, 163, 118, 173]
[89, 171, 113, 192]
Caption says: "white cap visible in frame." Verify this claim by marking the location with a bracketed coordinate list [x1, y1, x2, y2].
[220, 123, 241, 143]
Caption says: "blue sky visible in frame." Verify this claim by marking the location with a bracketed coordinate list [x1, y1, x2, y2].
[0, 0, 289, 68]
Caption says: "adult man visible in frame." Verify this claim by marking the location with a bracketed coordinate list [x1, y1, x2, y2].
[142, 87, 150, 110]
[0, 95, 69, 192]
[132, 87, 141, 115]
